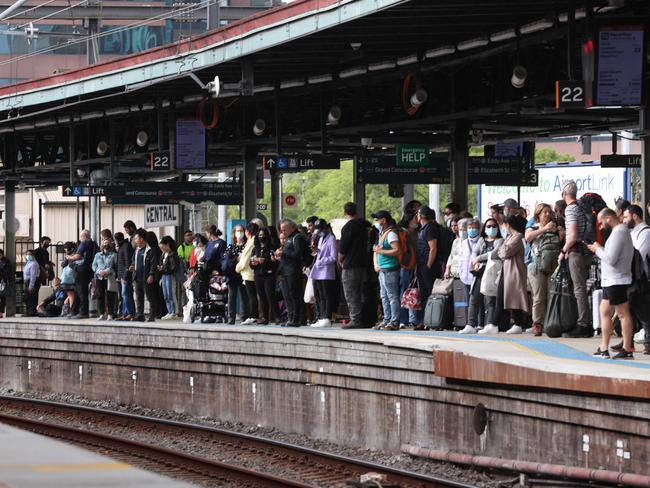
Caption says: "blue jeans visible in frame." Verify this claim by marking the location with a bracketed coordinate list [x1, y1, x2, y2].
[162, 274, 177, 315]
[120, 279, 135, 317]
[399, 268, 418, 325]
[379, 269, 401, 326]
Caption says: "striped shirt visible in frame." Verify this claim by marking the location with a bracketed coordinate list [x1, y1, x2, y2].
[565, 201, 586, 243]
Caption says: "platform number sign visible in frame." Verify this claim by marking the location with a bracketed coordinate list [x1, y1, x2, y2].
[555, 80, 585, 109]
[149, 151, 171, 171]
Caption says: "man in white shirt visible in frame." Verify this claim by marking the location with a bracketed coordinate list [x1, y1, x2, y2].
[622, 205, 650, 355]
[586, 208, 635, 359]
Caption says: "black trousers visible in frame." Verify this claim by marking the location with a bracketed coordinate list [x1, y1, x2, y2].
[244, 280, 258, 320]
[96, 279, 116, 316]
[227, 280, 249, 322]
[255, 274, 277, 323]
[75, 266, 92, 316]
[134, 279, 145, 318]
[314, 279, 336, 321]
[283, 272, 303, 325]
[24, 282, 41, 316]
[490, 273, 523, 328]
[145, 280, 160, 320]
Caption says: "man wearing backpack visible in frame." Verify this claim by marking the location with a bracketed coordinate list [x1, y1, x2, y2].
[558, 180, 593, 337]
[372, 210, 402, 330]
[622, 205, 650, 354]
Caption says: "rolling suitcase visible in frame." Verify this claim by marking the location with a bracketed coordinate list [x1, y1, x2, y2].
[453, 279, 468, 329]
[423, 293, 453, 329]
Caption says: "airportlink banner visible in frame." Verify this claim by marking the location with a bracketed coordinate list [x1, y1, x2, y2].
[478, 163, 628, 220]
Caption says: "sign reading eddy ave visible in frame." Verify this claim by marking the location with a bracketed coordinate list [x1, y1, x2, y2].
[357, 154, 450, 184]
[106, 181, 243, 205]
[144, 205, 179, 227]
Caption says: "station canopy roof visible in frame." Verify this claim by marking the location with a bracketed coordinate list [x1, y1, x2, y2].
[0, 0, 647, 186]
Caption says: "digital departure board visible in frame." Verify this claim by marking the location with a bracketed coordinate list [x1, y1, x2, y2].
[596, 27, 644, 106]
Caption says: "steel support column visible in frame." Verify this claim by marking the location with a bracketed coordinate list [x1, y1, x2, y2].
[450, 121, 470, 212]
[402, 184, 414, 211]
[642, 109, 650, 223]
[353, 156, 366, 219]
[271, 89, 282, 228]
[4, 179, 15, 316]
[243, 148, 257, 222]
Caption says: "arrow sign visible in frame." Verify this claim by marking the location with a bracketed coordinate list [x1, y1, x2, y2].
[262, 154, 341, 171]
[63, 187, 73, 196]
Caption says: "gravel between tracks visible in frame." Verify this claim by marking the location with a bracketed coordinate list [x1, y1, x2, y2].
[0, 388, 501, 487]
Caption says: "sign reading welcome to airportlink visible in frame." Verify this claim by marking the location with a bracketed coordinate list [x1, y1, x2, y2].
[145, 204, 180, 228]
[478, 162, 628, 220]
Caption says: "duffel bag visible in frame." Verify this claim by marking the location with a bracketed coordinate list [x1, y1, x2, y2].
[544, 262, 578, 338]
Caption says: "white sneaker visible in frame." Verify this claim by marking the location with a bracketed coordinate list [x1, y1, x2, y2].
[506, 324, 523, 334]
[311, 319, 331, 328]
[161, 314, 174, 321]
[478, 324, 499, 334]
[458, 325, 477, 334]
[242, 318, 256, 325]
[107, 315, 114, 321]
[634, 329, 645, 344]
[97, 315, 106, 321]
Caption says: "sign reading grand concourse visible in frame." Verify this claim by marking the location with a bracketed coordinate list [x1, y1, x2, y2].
[106, 181, 243, 205]
[357, 154, 450, 184]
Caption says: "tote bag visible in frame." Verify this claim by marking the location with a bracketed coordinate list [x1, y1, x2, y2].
[480, 254, 501, 297]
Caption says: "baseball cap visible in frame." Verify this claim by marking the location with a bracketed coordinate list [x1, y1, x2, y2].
[371, 210, 392, 220]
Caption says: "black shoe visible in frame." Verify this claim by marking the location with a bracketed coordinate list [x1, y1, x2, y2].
[644, 346, 650, 355]
[592, 347, 610, 358]
[71, 314, 89, 319]
[146, 316, 155, 322]
[227, 319, 235, 325]
[342, 322, 364, 329]
[610, 341, 624, 352]
[563, 327, 593, 338]
[285, 323, 299, 327]
[612, 349, 634, 360]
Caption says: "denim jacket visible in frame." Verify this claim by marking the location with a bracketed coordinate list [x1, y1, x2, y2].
[92, 251, 116, 280]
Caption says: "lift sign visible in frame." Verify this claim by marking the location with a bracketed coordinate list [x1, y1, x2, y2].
[144, 204, 179, 227]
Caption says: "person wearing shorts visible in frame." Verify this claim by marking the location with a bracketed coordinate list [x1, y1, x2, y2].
[587, 209, 634, 359]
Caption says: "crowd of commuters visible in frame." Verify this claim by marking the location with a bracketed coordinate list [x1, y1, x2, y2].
[11, 179, 650, 360]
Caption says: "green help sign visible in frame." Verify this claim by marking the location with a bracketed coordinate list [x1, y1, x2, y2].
[396, 144, 430, 167]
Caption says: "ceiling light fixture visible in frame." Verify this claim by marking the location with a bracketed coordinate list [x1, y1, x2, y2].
[136, 130, 149, 147]
[280, 78, 305, 89]
[511, 65, 528, 88]
[490, 29, 517, 43]
[410, 89, 428, 108]
[368, 60, 396, 71]
[397, 54, 419, 66]
[519, 19, 554, 35]
[425, 45, 456, 59]
[339, 66, 367, 79]
[457, 37, 489, 51]
[308, 74, 333, 84]
[96, 141, 108, 156]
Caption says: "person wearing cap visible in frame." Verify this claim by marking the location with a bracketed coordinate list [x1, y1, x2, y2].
[416, 206, 441, 325]
[309, 219, 338, 328]
[372, 210, 401, 330]
[558, 179, 592, 337]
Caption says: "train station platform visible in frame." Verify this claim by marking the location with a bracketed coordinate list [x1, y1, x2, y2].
[1, 317, 649, 477]
[0, 421, 190, 488]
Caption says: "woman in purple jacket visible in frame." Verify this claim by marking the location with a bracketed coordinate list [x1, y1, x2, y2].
[310, 219, 338, 328]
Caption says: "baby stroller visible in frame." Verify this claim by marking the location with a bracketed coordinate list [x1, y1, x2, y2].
[194, 274, 228, 323]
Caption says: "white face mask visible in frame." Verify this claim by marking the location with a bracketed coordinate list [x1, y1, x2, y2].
[459, 230, 468, 240]
[235, 231, 244, 240]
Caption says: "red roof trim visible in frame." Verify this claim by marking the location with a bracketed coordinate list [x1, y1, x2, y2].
[0, 0, 340, 97]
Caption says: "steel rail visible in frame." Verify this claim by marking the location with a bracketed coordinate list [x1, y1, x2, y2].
[0, 395, 473, 488]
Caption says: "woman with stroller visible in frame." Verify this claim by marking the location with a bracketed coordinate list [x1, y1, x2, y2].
[251, 227, 277, 325]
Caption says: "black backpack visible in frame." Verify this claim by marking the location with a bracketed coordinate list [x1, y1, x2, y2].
[437, 225, 455, 264]
[631, 228, 650, 294]
[298, 233, 314, 268]
[577, 193, 607, 244]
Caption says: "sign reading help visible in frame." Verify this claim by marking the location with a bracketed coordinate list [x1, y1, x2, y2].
[396, 144, 430, 167]
[144, 204, 180, 228]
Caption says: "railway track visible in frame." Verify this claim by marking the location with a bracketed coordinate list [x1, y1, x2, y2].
[0, 395, 474, 488]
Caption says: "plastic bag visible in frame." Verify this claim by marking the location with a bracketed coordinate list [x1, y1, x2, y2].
[480, 254, 501, 297]
[304, 277, 315, 304]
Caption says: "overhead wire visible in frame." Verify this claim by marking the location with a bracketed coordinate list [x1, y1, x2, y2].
[0, 0, 62, 23]
[0, 0, 223, 68]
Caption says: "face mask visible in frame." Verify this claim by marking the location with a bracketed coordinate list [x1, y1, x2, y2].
[25, 255, 33, 262]
[486, 227, 498, 238]
[459, 230, 468, 240]
[235, 231, 244, 239]
[374, 223, 382, 232]
[468, 228, 479, 239]
[409, 223, 419, 230]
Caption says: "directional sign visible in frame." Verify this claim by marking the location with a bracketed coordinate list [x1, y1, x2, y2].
[356, 154, 450, 184]
[600, 154, 641, 168]
[106, 181, 243, 205]
[61, 186, 109, 197]
[262, 155, 341, 172]
[468, 156, 538, 186]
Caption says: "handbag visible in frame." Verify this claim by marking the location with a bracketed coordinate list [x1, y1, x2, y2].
[431, 277, 454, 295]
[107, 276, 118, 293]
[480, 253, 501, 297]
[401, 277, 421, 310]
